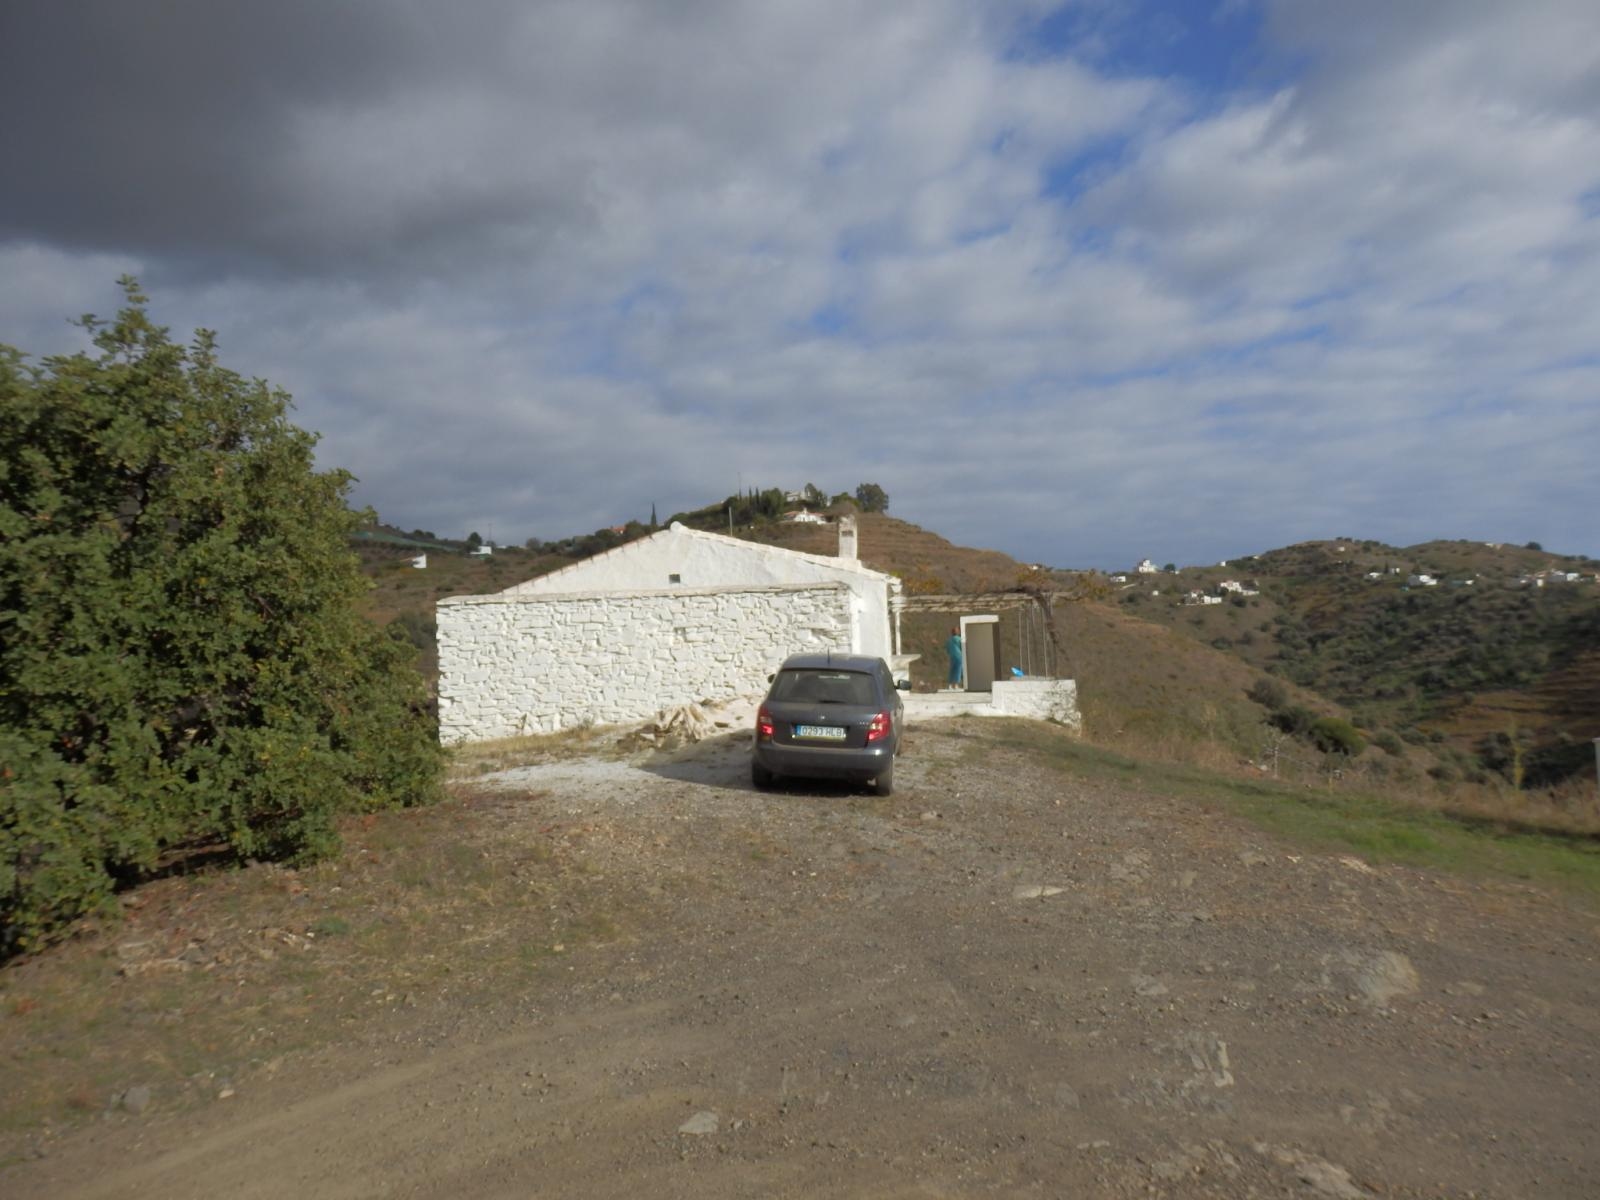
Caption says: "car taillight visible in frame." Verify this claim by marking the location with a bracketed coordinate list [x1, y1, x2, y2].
[757, 705, 774, 739]
[866, 710, 892, 743]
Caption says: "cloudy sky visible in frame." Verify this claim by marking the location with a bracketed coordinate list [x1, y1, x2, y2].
[3, 1, 1597, 568]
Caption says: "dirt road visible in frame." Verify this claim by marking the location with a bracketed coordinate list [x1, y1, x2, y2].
[6, 721, 1597, 1197]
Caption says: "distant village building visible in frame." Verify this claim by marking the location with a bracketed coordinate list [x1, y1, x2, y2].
[1182, 590, 1223, 606]
[1522, 570, 1580, 586]
[1407, 573, 1438, 587]
[1135, 558, 1158, 575]
[1217, 580, 1258, 596]
[783, 510, 828, 525]
[410, 554, 427, 569]
[469, 543, 494, 558]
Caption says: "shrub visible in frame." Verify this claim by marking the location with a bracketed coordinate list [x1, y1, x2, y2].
[393, 612, 438, 653]
[0, 282, 442, 955]
[1269, 705, 1316, 737]
[1310, 717, 1366, 757]
[1246, 678, 1289, 710]
[1373, 730, 1405, 757]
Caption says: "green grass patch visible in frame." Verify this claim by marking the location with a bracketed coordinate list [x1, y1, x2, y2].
[985, 720, 1600, 903]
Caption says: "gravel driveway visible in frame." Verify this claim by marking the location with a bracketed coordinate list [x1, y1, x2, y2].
[7, 719, 1597, 1198]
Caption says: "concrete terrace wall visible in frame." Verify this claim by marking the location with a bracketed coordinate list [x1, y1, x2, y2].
[437, 582, 853, 744]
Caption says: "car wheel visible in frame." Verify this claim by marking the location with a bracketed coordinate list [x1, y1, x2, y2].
[751, 760, 775, 790]
[871, 761, 893, 797]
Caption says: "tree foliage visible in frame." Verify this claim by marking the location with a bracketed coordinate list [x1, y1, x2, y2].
[855, 482, 889, 513]
[0, 281, 442, 955]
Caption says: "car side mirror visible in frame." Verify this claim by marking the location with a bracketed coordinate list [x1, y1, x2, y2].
[896, 679, 911, 691]
[767, 673, 775, 683]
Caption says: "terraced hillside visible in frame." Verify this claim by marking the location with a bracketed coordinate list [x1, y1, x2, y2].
[1117, 539, 1600, 786]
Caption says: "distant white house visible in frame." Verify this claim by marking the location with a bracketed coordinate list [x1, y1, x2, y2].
[1182, 590, 1223, 606]
[1217, 580, 1258, 596]
[783, 510, 828, 525]
[469, 543, 494, 558]
[410, 554, 428, 569]
[1109, 574, 1128, 584]
[1365, 571, 1382, 580]
[1407, 573, 1438, 587]
[1135, 558, 1158, 575]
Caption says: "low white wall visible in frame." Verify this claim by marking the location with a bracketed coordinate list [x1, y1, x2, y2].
[437, 582, 853, 743]
[990, 678, 1081, 728]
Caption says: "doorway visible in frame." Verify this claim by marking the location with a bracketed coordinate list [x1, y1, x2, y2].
[960, 615, 1000, 692]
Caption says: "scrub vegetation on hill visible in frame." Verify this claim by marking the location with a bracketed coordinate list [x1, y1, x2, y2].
[1116, 539, 1600, 791]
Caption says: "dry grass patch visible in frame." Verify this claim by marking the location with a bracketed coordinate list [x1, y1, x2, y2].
[0, 785, 625, 1152]
[447, 724, 635, 778]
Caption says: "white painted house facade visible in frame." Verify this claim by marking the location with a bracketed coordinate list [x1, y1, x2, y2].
[436, 520, 904, 743]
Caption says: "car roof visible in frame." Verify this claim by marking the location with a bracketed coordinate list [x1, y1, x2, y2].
[776, 652, 883, 673]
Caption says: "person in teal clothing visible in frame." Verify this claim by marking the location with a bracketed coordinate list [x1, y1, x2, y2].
[945, 626, 963, 690]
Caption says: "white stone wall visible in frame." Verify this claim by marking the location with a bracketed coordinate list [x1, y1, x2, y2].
[500, 523, 896, 659]
[437, 582, 854, 743]
[990, 679, 1082, 728]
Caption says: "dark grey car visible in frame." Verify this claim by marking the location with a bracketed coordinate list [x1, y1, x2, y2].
[751, 652, 904, 796]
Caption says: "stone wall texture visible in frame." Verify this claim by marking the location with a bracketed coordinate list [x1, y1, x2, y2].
[990, 678, 1082, 727]
[437, 582, 854, 743]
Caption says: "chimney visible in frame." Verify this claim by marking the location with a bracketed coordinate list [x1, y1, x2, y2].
[838, 514, 858, 561]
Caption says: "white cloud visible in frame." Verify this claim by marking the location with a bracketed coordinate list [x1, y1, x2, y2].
[2, 0, 1596, 566]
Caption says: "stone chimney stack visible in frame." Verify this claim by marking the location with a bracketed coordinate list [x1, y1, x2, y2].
[838, 514, 858, 561]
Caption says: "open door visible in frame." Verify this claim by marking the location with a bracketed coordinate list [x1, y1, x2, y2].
[960, 615, 1000, 692]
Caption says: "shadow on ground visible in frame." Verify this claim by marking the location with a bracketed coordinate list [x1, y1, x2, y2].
[637, 731, 883, 800]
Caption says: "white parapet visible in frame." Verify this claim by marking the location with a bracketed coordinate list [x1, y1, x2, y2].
[989, 678, 1081, 728]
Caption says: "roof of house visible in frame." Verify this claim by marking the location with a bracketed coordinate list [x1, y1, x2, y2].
[502, 521, 898, 594]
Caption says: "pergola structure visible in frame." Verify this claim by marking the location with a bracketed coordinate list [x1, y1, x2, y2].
[894, 589, 1080, 679]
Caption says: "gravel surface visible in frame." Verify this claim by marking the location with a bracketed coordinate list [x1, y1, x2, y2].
[7, 720, 1597, 1198]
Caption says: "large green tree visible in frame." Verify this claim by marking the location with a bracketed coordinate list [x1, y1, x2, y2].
[0, 281, 441, 955]
[855, 482, 889, 513]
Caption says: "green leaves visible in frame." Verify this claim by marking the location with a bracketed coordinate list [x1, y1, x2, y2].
[1, 283, 441, 956]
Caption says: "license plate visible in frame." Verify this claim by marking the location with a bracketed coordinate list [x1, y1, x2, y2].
[794, 724, 846, 741]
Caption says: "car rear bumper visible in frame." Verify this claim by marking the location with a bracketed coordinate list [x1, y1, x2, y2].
[753, 738, 895, 780]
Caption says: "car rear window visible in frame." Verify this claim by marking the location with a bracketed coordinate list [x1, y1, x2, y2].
[770, 669, 877, 706]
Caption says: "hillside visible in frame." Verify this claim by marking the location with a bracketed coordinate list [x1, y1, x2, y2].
[1113, 539, 1600, 786]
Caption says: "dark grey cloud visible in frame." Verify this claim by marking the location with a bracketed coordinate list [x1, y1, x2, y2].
[0, 1, 587, 276]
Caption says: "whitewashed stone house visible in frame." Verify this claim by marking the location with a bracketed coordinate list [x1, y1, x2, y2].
[436, 519, 905, 743]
